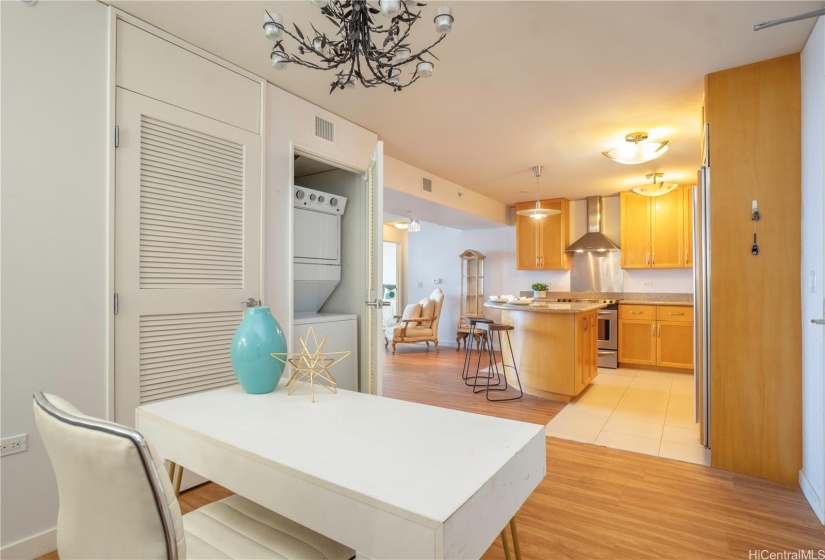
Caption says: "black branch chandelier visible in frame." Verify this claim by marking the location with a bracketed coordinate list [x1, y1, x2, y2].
[263, 0, 454, 93]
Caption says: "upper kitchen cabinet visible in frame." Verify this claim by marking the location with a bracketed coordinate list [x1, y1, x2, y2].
[620, 188, 685, 268]
[515, 198, 570, 270]
[684, 186, 694, 267]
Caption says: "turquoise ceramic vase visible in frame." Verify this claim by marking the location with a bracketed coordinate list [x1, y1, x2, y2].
[230, 307, 287, 394]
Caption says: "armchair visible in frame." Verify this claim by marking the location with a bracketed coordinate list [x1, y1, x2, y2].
[384, 288, 445, 355]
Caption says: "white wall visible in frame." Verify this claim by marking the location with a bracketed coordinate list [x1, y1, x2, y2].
[384, 156, 508, 225]
[800, 16, 825, 524]
[1, 1, 109, 555]
[265, 85, 377, 348]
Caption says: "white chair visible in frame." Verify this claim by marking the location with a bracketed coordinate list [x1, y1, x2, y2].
[33, 392, 354, 560]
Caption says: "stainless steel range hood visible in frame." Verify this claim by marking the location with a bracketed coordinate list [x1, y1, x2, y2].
[566, 196, 620, 252]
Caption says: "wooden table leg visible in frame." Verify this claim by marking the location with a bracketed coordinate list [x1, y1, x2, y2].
[510, 517, 522, 560]
[501, 527, 512, 560]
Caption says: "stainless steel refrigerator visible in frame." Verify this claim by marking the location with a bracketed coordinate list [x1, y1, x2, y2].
[693, 125, 711, 449]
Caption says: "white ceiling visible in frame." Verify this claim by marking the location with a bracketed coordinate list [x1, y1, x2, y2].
[108, 0, 821, 207]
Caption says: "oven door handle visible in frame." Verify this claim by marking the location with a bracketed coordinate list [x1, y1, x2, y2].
[598, 310, 615, 316]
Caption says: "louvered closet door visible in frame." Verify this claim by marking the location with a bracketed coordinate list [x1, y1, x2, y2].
[115, 88, 261, 426]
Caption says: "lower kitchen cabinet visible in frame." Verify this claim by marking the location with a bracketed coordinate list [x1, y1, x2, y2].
[498, 307, 598, 402]
[575, 310, 599, 393]
[619, 304, 693, 370]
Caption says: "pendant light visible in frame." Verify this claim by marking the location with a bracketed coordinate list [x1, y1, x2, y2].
[602, 132, 669, 165]
[631, 173, 679, 197]
[515, 166, 561, 220]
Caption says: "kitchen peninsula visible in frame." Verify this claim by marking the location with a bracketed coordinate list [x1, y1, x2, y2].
[483, 301, 605, 402]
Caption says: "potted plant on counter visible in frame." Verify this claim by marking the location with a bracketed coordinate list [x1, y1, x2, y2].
[532, 282, 549, 299]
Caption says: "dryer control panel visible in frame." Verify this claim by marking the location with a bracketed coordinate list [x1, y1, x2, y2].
[293, 186, 347, 215]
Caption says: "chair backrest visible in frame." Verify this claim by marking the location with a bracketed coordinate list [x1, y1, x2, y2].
[33, 392, 185, 560]
[428, 288, 445, 333]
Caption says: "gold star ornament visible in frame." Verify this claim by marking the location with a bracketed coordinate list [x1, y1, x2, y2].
[271, 326, 351, 403]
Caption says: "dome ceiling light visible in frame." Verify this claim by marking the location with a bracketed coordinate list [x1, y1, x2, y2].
[515, 166, 561, 220]
[263, 0, 454, 93]
[632, 172, 679, 197]
[602, 132, 669, 165]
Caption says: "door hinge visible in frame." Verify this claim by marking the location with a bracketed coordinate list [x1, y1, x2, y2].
[114, 126, 119, 148]
[113, 293, 119, 315]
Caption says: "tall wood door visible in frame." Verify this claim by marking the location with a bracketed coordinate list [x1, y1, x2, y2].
[114, 88, 262, 426]
[651, 188, 684, 268]
[707, 54, 801, 483]
[620, 192, 651, 268]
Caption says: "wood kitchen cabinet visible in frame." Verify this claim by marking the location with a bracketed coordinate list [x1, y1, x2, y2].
[575, 310, 598, 393]
[618, 304, 693, 370]
[515, 198, 569, 270]
[498, 306, 598, 402]
[684, 186, 694, 268]
[620, 189, 685, 269]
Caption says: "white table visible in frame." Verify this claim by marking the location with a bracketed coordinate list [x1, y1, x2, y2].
[136, 384, 546, 559]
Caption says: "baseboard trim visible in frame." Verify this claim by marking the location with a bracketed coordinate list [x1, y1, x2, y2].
[799, 468, 825, 525]
[1, 527, 56, 560]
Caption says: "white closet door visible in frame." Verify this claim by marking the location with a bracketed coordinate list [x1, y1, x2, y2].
[363, 142, 384, 396]
[115, 88, 261, 425]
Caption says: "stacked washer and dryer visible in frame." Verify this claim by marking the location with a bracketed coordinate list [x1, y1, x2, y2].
[293, 185, 358, 391]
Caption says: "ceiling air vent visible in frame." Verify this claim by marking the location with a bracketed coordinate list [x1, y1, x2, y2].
[314, 116, 336, 143]
[422, 177, 433, 193]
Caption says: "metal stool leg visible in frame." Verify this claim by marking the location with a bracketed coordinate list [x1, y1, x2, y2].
[472, 328, 501, 393]
[501, 527, 512, 560]
[461, 323, 477, 382]
[510, 517, 522, 560]
[482, 326, 523, 402]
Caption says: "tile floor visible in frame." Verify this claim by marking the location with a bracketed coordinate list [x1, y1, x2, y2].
[545, 367, 711, 466]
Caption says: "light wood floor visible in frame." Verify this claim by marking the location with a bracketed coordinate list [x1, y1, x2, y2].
[38, 344, 824, 560]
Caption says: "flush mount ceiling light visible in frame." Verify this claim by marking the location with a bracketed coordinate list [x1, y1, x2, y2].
[632, 173, 679, 197]
[264, 0, 454, 93]
[392, 220, 409, 229]
[602, 132, 669, 165]
[515, 166, 561, 220]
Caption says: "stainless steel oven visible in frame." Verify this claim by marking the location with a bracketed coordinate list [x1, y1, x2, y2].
[597, 305, 618, 368]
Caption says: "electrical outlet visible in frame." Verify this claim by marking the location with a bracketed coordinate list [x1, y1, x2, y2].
[432, 278, 442, 284]
[642, 281, 654, 288]
[1, 434, 27, 457]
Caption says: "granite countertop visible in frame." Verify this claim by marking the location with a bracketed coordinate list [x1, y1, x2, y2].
[619, 300, 693, 307]
[483, 301, 607, 314]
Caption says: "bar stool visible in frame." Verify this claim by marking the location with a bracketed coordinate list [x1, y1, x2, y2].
[462, 317, 493, 385]
[473, 322, 523, 402]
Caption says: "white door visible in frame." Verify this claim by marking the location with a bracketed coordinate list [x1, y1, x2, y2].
[114, 88, 261, 425]
[362, 142, 384, 395]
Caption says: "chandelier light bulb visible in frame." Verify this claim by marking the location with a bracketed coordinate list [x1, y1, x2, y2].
[434, 6, 454, 34]
[379, 0, 402, 17]
[602, 132, 669, 165]
[263, 12, 283, 41]
[271, 51, 288, 70]
[417, 60, 433, 77]
[388, 68, 402, 85]
[394, 47, 411, 63]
